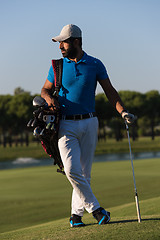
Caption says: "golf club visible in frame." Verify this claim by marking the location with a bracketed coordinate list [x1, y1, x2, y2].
[33, 96, 48, 108]
[125, 121, 141, 223]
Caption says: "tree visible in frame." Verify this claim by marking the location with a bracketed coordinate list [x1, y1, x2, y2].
[14, 87, 30, 95]
[119, 91, 145, 116]
[118, 91, 145, 140]
[0, 95, 12, 147]
[144, 90, 160, 140]
[7, 91, 33, 145]
[95, 93, 114, 140]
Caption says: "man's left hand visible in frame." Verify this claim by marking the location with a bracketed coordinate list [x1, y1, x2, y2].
[121, 111, 137, 124]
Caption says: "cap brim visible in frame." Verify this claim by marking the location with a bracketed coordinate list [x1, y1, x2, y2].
[52, 35, 69, 42]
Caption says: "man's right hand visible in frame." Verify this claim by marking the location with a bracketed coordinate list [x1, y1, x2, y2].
[41, 79, 60, 112]
[46, 96, 60, 112]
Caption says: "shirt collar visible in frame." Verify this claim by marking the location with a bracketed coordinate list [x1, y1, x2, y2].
[64, 51, 87, 64]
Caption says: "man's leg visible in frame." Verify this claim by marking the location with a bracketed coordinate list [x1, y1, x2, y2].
[58, 119, 100, 216]
[71, 117, 100, 215]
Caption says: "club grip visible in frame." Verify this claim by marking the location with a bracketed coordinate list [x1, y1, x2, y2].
[135, 195, 141, 223]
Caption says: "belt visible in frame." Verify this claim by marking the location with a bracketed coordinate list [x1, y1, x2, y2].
[61, 112, 96, 120]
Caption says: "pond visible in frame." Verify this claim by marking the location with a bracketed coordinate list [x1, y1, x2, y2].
[0, 151, 160, 170]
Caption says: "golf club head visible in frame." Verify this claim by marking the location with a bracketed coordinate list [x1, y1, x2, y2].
[43, 115, 55, 124]
[33, 96, 48, 108]
[27, 119, 34, 128]
[51, 123, 56, 131]
[33, 126, 41, 137]
[38, 111, 43, 120]
[46, 122, 52, 130]
[33, 109, 41, 117]
[31, 118, 38, 127]
[40, 128, 45, 136]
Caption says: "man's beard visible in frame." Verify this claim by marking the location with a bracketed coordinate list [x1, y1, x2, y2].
[61, 44, 78, 58]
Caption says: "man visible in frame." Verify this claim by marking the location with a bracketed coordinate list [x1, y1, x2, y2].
[41, 24, 136, 227]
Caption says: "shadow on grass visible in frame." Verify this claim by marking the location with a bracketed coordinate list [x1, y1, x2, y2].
[110, 217, 160, 224]
[142, 218, 160, 221]
[85, 217, 160, 226]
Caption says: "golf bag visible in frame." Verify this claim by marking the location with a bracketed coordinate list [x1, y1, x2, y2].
[27, 59, 65, 174]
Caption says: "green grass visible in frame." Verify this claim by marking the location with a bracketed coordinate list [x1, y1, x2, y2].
[0, 159, 160, 239]
[0, 136, 160, 161]
[96, 136, 160, 155]
[0, 142, 45, 162]
[0, 200, 160, 240]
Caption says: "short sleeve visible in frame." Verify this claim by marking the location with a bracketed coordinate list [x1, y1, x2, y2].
[96, 59, 109, 81]
[47, 65, 54, 83]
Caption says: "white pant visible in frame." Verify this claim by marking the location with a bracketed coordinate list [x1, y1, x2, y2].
[58, 117, 100, 216]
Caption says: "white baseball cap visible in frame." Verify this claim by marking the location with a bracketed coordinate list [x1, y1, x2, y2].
[52, 24, 82, 42]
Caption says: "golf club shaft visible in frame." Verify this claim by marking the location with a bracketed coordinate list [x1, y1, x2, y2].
[125, 122, 141, 223]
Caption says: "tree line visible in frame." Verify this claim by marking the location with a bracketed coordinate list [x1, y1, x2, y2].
[0, 87, 160, 147]
[96, 90, 160, 141]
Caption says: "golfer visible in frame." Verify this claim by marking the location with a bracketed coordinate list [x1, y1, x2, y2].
[41, 24, 136, 227]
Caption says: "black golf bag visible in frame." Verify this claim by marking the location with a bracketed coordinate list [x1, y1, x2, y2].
[27, 96, 64, 174]
[27, 59, 64, 174]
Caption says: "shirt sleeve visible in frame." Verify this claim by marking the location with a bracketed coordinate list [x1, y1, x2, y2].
[96, 59, 109, 81]
[47, 65, 55, 83]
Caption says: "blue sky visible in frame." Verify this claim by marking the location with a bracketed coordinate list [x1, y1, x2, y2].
[0, 0, 160, 95]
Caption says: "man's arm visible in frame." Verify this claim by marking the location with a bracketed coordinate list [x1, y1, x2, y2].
[41, 79, 59, 110]
[99, 77, 125, 114]
[99, 78, 136, 124]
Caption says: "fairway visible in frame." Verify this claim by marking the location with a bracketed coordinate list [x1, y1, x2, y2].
[0, 158, 160, 239]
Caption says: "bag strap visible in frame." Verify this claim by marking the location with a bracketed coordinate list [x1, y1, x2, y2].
[51, 58, 63, 97]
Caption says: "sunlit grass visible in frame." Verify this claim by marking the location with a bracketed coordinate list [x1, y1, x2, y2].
[0, 158, 160, 234]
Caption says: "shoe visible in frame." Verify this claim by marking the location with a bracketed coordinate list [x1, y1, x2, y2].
[70, 214, 86, 227]
[92, 207, 110, 225]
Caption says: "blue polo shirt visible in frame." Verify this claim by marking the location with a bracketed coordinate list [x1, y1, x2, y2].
[47, 52, 108, 115]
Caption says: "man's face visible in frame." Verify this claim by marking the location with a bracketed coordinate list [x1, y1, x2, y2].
[59, 38, 77, 58]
